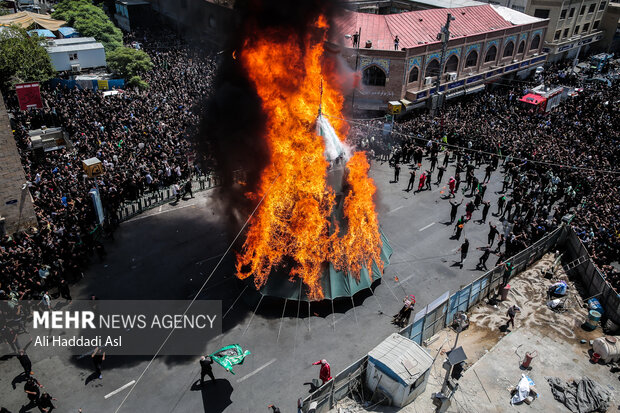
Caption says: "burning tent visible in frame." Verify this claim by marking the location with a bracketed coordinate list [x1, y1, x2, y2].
[233, 16, 390, 302]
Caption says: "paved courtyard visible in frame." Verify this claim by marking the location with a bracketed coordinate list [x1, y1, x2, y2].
[1, 155, 522, 412]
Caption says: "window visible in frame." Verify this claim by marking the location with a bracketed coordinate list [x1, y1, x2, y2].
[409, 374, 426, 394]
[560, 9, 567, 19]
[465, 50, 478, 67]
[530, 35, 540, 50]
[574, 25, 580, 35]
[579, 5, 585, 15]
[517, 41, 525, 53]
[444, 55, 458, 73]
[69, 53, 78, 61]
[408, 67, 419, 83]
[588, 3, 595, 13]
[534, 8, 550, 18]
[583, 23, 590, 32]
[554, 30, 561, 40]
[503, 41, 515, 57]
[569, 7, 575, 17]
[362, 65, 386, 86]
[593, 20, 600, 29]
[484, 45, 497, 62]
[563, 28, 569, 37]
[599, 1, 606, 10]
[425, 59, 440, 78]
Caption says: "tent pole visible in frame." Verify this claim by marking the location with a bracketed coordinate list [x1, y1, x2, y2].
[222, 285, 248, 319]
[350, 296, 358, 324]
[277, 298, 288, 343]
[307, 301, 311, 332]
[292, 282, 303, 358]
[331, 300, 336, 331]
[242, 295, 263, 337]
[369, 284, 385, 314]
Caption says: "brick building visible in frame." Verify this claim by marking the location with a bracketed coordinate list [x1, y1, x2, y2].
[332, 5, 549, 111]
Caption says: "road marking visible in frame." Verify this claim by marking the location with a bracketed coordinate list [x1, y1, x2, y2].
[236, 358, 277, 383]
[126, 204, 194, 223]
[419, 222, 435, 232]
[105, 380, 136, 399]
[158, 205, 163, 212]
[388, 206, 404, 214]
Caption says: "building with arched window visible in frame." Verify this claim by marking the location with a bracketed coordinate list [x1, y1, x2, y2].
[334, 4, 548, 110]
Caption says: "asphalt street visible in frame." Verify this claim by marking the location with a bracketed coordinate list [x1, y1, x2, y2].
[0, 154, 509, 413]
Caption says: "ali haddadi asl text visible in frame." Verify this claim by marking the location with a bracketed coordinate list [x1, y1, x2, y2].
[34, 335, 121, 347]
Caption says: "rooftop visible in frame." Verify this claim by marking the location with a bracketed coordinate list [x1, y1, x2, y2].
[46, 42, 104, 53]
[333, 5, 545, 50]
[368, 333, 434, 385]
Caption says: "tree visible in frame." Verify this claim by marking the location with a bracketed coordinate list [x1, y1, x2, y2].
[0, 26, 55, 90]
[52, 0, 123, 51]
[107, 47, 153, 78]
[127, 75, 149, 90]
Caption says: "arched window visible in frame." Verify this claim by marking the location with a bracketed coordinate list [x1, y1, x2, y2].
[503, 41, 514, 57]
[425, 59, 440, 78]
[530, 35, 540, 50]
[408, 67, 419, 83]
[362, 65, 386, 86]
[518, 41, 525, 53]
[465, 50, 478, 68]
[444, 55, 459, 73]
[484, 45, 497, 63]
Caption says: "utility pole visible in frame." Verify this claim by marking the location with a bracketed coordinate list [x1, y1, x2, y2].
[351, 27, 362, 111]
[431, 13, 455, 116]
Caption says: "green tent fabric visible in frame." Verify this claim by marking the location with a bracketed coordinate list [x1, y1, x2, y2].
[255, 229, 392, 302]
[209, 344, 251, 374]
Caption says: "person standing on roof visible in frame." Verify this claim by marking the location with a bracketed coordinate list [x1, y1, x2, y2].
[312, 359, 332, 384]
[394, 35, 400, 50]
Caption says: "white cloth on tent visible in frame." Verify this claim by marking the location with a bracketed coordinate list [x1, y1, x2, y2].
[316, 114, 350, 162]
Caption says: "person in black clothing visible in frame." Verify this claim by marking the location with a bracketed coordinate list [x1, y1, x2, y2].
[480, 200, 491, 223]
[200, 356, 216, 384]
[393, 163, 400, 182]
[17, 349, 33, 376]
[352, 31, 359, 48]
[184, 180, 193, 199]
[458, 239, 469, 268]
[268, 405, 281, 413]
[487, 222, 499, 246]
[476, 247, 493, 271]
[23, 377, 41, 410]
[449, 199, 463, 224]
[436, 165, 446, 184]
[92, 347, 105, 379]
[406, 170, 415, 191]
[38, 392, 56, 412]
[483, 164, 493, 183]
[58, 279, 71, 302]
[453, 216, 465, 240]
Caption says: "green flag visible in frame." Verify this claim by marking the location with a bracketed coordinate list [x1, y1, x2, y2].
[209, 344, 251, 374]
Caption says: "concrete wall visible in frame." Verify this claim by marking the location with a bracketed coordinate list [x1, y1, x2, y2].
[0, 95, 37, 235]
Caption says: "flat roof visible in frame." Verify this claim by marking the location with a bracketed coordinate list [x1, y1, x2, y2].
[117, 0, 149, 5]
[368, 333, 433, 385]
[47, 42, 104, 53]
[491, 5, 546, 25]
[50, 37, 97, 46]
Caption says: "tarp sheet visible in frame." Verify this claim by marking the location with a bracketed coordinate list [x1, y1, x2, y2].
[58, 27, 79, 38]
[28, 29, 55, 38]
[0, 12, 65, 31]
[256, 229, 392, 301]
[546, 376, 611, 413]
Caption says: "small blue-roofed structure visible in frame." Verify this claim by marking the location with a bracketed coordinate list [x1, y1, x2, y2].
[57, 26, 79, 38]
[28, 28, 55, 38]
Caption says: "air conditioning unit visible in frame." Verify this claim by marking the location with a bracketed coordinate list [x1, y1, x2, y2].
[71, 64, 81, 73]
[447, 72, 457, 81]
[47, 40, 55, 47]
[424, 76, 433, 85]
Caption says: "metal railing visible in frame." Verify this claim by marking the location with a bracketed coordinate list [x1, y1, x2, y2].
[115, 170, 244, 222]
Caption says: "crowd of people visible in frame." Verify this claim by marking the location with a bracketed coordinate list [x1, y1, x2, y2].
[352, 61, 619, 287]
[1, 29, 217, 319]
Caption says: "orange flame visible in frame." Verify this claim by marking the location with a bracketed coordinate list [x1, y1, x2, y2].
[236, 16, 383, 301]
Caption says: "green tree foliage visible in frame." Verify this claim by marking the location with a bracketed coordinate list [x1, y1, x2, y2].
[128, 75, 149, 90]
[0, 26, 55, 90]
[107, 47, 153, 78]
[53, 0, 123, 51]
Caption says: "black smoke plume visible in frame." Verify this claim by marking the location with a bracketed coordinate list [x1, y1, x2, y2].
[196, 0, 339, 227]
